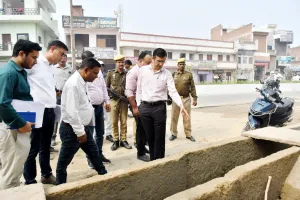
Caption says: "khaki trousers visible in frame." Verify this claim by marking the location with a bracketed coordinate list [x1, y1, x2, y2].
[170, 97, 192, 137]
[110, 99, 128, 141]
[0, 123, 31, 190]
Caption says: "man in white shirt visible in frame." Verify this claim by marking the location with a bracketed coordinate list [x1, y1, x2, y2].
[86, 58, 111, 168]
[51, 54, 73, 148]
[137, 48, 189, 161]
[23, 40, 68, 185]
[56, 58, 107, 185]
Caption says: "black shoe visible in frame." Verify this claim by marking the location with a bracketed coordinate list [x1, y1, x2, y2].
[50, 146, 59, 153]
[25, 180, 37, 185]
[87, 159, 95, 169]
[169, 135, 177, 141]
[98, 169, 108, 175]
[186, 136, 196, 142]
[120, 141, 132, 149]
[111, 141, 119, 151]
[102, 155, 111, 163]
[144, 146, 150, 154]
[41, 174, 56, 185]
[137, 155, 150, 162]
[106, 135, 114, 143]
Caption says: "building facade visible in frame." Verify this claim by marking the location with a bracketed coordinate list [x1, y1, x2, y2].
[62, 5, 119, 71]
[0, 0, 59, 61]
[120, 32, 236, 83]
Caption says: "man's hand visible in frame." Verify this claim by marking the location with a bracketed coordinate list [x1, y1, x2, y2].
[104, 103, 111, 112]
[193, 99, 197, 106]
[180, 106, 190, 121]
[56, 91, 62, 97]
[132, 107, 139, 116]
[18, 122, 35, 133]
[77, 134, 87, 144]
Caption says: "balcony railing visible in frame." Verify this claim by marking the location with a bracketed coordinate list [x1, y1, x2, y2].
[0, 43, 15, 51]
[0, 8, 40, 15]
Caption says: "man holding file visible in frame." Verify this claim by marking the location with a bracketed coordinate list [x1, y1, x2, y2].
[0, 39, 42, 189]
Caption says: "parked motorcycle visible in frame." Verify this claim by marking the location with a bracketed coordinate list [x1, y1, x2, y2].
[242, 80, 294, 132]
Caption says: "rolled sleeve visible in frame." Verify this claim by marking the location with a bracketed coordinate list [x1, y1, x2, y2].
[0, 72, 27, 129]
[166, 71, 182, 107]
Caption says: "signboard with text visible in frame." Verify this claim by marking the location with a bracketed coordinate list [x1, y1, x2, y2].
[84, 47, 117, 59]
[62, 15, 118, 29]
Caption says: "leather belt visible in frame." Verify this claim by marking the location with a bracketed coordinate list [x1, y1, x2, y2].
[142, 101, 166, 106]
[180, 96, 189, 99]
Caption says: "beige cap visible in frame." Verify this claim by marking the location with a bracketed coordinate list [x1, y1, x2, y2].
[114, 55, 125, 61]
[177, 58, 185, 64]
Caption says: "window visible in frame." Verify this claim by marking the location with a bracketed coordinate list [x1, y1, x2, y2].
[218, 55, 223, 61]
[226, 55, 230, 62]
[17, 33, 29, 41]
[180, 53, 186, 58]
[199, 54, 203, 61]
[238, 57, 241, 64]
[207, 54, 212, 61]
[38, 36, 42, 43]
[96, 35, 117, 49]
[167, 52, 173, 59]
[134, 50, 139, 57]
[243, 57, 248, 64]
[189, 53, 195, 60]
[249, 57, 253, 64]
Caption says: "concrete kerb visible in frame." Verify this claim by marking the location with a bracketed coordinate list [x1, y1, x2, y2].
[45, 137, 289, 200]
[0, 183, 46, 200]
[166, 146, 300, 200]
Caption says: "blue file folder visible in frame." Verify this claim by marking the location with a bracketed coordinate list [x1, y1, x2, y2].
[11, 112, 36, 129]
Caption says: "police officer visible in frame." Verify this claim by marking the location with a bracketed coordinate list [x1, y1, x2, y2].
[169, 58, 197, 142]
[106, 55, 132, 150]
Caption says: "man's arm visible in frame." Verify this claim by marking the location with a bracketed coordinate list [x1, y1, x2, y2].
[136, 68, 143, 106]
[190, 73, 198, 105]
[0, 72, 27, 128]
[64, 86, 85, 137]
[166, 71, 182, 108]
[125, 69, 138, 108]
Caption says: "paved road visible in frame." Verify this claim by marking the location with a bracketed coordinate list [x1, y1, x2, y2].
[197, 91, 300, 107]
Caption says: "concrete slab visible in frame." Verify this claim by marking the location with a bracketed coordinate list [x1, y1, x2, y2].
[242, 127, 300, 146]
[0, 183, 45, 200]
[166, 146, 300, 200]
[281, 156, 300, 199]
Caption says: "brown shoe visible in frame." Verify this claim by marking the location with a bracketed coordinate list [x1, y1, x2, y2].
[41, 174, 56, 185]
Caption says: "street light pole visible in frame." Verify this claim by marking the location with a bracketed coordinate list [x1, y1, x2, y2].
[70, 0, 76, 70]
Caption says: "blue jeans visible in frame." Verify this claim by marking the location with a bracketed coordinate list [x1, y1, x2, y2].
[56, 122, 107, 185]
[86, 104, 104, 160]
[23, 108, 55, 184]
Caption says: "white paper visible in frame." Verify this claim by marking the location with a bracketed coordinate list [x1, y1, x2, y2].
[54, 105, 61, 123]
[11, 100, 45, 128]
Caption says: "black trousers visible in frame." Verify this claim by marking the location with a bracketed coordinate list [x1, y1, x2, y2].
[129, 105, 147, 156]
[139, 102, 167, 160]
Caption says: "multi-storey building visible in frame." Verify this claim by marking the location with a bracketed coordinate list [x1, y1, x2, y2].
[120, 32, 236, 83]
[0, 0, 59, 61]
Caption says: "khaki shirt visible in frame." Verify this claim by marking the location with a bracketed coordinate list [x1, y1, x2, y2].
[173, 71, 197, 100]
[106, 69, 127, 97]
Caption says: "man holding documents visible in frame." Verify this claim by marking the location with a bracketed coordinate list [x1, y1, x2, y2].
[0, 39, 42, 189]
[23, 40, 68, 185]
[56, 58, 107, 185]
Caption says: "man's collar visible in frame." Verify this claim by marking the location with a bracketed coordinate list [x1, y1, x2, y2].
[75, 71, 85, 85]
[9, 60, 23, 72]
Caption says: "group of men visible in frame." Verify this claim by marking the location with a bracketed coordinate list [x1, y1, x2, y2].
[0, 39, 198, 190]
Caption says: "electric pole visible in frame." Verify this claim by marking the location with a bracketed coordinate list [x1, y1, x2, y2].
[70, 0, 76, 70]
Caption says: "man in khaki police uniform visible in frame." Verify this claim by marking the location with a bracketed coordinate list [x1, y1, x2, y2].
[106, 55, 132, 150]
[169, 58, 197, 142]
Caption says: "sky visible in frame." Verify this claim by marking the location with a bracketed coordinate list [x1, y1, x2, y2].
[54, 0, 300, 46]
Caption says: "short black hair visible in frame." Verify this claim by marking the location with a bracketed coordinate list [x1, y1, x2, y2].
[125, 60, 132, 66]
[81, 51, 94, 60]
[47, 40, 68, 51]
[153, 48, 167, 58]
[138, 51, 151, 61]
[80, 57, 101, 69]
[12, 39, 42, 57]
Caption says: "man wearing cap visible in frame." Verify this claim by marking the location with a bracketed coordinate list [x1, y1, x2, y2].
[169, 58, 197, 142]
[106, 55, 132, 150]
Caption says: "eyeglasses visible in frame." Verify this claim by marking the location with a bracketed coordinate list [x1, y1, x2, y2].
[155, 59, 167, 64]
[56, 49, 66, 57]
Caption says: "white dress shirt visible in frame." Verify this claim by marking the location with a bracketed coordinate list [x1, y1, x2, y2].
[136, 64, 182, 107]
[125, 64, 139, 98]
[53, 64, 73, 91]
[26, 55, 56, 108]
[87, 70, 110, 105]
[61, 71, 94, 137]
